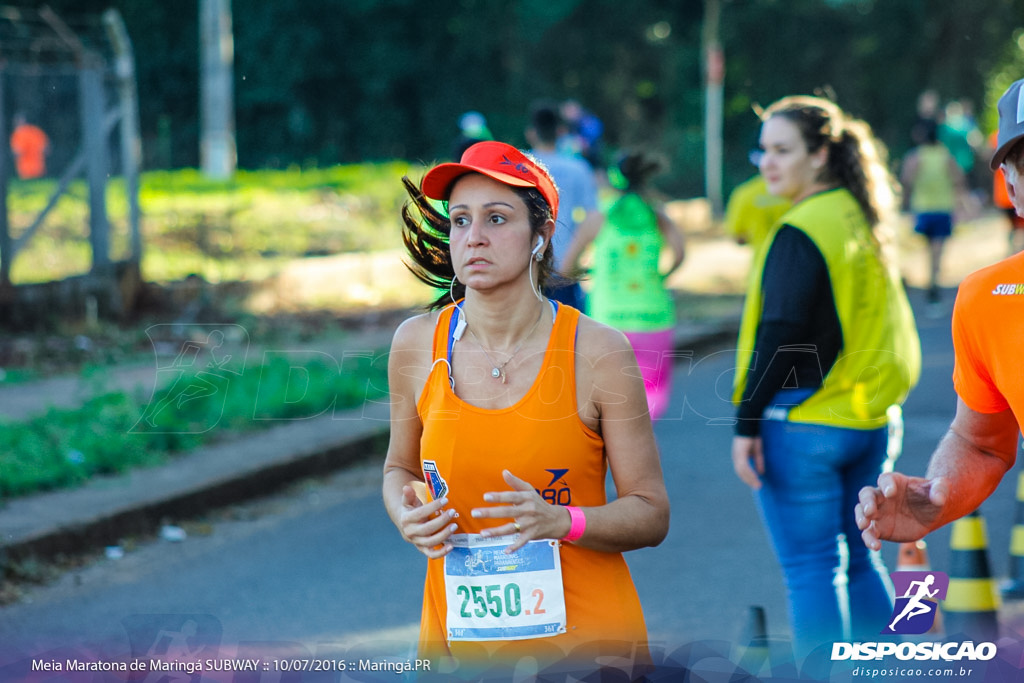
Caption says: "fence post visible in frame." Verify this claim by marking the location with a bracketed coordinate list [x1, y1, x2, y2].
[78, 65, 110, 275]
[200, 0, 236, 180]
[103, 9, 143, 267]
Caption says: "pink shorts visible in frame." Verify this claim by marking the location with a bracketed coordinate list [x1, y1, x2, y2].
[623, 328, 675, 421]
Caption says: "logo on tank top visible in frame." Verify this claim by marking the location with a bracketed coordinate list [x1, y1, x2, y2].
[991, 283, 1024, 295]
[536, 468, 573, 506]
[422, 460, 448, 501]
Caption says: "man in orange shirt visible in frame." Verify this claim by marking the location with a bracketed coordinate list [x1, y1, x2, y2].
[10, 113, 50, 179]
[856, 78, 1024, 548]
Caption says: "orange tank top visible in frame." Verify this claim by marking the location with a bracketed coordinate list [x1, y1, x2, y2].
[415, 302, 651, 672]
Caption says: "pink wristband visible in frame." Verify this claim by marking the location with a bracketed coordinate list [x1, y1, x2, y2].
[561, 506, 586, 543]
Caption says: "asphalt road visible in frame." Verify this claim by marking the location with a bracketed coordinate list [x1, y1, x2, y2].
[1, 288, 1020, 679]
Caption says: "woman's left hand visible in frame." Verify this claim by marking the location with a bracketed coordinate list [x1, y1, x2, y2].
[471, 469, 571, 552]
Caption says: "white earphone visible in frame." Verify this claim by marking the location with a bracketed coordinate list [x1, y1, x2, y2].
[528, 235, 545, 301]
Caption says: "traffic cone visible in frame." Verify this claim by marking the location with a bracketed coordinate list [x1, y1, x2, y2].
[1001, 471, 1024, 600]
[732, 605, 769, 681]
[896, 540, 930, 571]
[895, 540, 943, 635]
[944, 510, 1000, 641]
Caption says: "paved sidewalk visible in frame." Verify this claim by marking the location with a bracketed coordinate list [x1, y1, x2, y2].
[0, 365, 158, 422]
[0, 325, 400, 422]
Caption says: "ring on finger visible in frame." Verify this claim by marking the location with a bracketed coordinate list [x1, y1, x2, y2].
[513, 521, 522, 533]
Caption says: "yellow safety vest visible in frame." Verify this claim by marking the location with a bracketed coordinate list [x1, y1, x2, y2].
[733, 188, 921, 429]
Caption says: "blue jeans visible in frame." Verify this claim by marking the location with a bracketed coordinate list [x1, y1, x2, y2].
[756, 389, 894, 657]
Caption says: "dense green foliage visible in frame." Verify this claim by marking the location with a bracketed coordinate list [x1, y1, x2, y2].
[10, 162, 417, 283]
[34, 0, 1024, 196]
[0, 351, 389, 497]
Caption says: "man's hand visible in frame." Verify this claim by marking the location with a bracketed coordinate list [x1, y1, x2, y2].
[855, 472, 950, 551]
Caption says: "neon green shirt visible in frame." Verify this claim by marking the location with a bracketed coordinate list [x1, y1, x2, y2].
[588, 192, 675, 331]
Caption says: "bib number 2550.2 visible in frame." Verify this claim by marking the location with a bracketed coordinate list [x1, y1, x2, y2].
[456, 583, 547, 619]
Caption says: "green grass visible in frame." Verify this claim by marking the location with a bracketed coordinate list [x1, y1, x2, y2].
[1, 164, 411, 498]
[7, 162, 422, 284]
[0, 350, 389, 498]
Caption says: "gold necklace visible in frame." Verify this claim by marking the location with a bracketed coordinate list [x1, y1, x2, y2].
[466, 304, 545, 384]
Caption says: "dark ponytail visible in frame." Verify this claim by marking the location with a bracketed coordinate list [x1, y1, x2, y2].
[826, 125, 880, 225]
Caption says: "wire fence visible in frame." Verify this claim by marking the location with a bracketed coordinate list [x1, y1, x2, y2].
[0, 5, 142, 326]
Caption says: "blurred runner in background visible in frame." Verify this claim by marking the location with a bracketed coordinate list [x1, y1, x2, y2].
[10, 112, 49, 180]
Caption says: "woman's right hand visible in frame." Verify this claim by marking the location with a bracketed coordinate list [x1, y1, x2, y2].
[732, 435, 765, 490]
[399, 486, 459, 558]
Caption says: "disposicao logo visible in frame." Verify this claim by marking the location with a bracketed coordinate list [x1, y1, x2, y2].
[883, 570, 948, 635]
[831, 570, 997, 663]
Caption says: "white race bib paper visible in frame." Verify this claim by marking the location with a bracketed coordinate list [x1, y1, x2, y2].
[444, 533, 567, 642]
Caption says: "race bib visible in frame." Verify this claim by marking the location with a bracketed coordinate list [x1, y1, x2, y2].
[444, 533, 567, 642]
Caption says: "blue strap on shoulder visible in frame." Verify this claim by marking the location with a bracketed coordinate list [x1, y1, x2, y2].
[447, 302, 464, 366]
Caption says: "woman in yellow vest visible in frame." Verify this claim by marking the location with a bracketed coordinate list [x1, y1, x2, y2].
[731, 96, 921, 657]
[382, 141, 669, 679]
[724, 172, 791, 252]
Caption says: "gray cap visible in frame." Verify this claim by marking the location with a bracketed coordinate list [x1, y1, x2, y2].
[991, 78, 1024, 170]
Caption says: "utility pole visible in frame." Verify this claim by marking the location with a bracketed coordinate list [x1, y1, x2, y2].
[199, 0, 236, 179]
[103, 9, 143, 266]
[703, 0, 724, 219]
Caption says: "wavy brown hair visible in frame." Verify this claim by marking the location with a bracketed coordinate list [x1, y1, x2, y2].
[761, 95, 900, 260]
[400, 175, 563, 311]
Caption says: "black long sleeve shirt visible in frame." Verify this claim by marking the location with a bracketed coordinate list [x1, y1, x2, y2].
[735, 225, 843, 437]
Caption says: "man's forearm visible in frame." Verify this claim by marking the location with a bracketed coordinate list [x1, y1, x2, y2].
[925, 427, 1014, 529]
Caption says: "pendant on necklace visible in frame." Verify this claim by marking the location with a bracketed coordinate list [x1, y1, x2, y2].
[491, 367, 501, 379]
